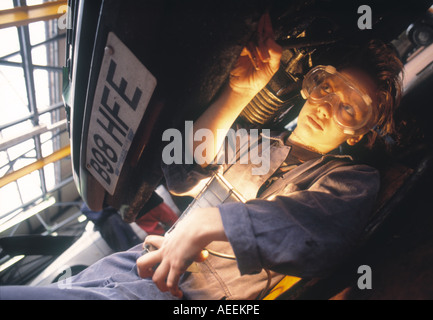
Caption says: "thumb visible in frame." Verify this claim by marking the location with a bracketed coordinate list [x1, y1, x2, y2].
[266, 37, 282, 73]
[143, 235, 165, 249]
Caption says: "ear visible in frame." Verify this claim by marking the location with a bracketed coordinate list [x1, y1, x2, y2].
[346, 134, 364, 146]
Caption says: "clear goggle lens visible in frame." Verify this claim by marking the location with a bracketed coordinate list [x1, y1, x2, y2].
[301, 65, 375, 135]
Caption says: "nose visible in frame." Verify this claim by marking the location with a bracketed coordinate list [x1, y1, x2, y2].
[315, 94, 340, 119]
[316, 102, 332, 119]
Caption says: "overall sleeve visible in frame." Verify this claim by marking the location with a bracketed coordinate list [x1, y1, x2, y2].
[218, 163, 380, 278]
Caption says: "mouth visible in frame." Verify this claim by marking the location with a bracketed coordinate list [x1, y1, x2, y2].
[307, 115, 324, 131]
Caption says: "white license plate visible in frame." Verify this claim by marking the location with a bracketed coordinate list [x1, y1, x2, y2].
[86, 32, 157, 195]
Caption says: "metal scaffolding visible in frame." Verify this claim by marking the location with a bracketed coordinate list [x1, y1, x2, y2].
[0, 0, 83, 279]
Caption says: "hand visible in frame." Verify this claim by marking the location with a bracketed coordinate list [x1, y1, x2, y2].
[136, 208, 227, 298]
[229, 12, 282, 97]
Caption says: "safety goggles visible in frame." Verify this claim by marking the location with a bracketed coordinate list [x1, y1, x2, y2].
[301, 65, 376, 135]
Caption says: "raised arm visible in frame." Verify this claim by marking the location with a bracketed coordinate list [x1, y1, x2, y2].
[190, 12, 282, 166]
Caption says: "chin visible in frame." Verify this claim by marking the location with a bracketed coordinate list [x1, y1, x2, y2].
[296, 124, 319, 140]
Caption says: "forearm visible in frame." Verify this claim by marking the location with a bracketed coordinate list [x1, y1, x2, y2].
[170, 207, 228, 246]
[186, 13, 281, 167]
[189, 85, 256, 166]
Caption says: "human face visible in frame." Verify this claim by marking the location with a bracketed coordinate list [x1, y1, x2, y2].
[291, 67, 378, 154]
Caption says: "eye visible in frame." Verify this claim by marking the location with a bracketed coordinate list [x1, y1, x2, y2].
[342, 104, 356, 117]
[319, 82, 333, 95]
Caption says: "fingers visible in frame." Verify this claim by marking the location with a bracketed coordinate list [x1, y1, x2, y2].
[265, 37, 282, 72]
[151, 258, 170, 292]
[144, 235, 164, 249]
[247, 12, 281, 71]
[136, 235, 164, 278]
[262, 11, 274, 39]
[148, 250, 185, 298]
[137, 235, 185, 298]
[136, 247, 162, 278]
[242, 40, 280, 73]
[165, 263, 184, 298]
[246, 42, 261, 70]
[256, 13, 271, 63]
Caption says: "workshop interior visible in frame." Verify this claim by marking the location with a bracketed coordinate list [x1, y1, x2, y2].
[0, 0, 432, 299]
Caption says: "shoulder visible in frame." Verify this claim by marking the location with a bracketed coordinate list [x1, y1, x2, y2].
[310, 156, 380, 195]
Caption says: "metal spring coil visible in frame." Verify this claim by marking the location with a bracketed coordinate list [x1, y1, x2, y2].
[240, 86, 287, 125]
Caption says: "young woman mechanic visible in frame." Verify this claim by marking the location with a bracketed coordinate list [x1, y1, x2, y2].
[1, 13, 403, 300]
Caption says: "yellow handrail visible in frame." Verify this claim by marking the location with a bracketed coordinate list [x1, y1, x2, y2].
[0, 145, 71, 188]
[0, 0, 67, 29]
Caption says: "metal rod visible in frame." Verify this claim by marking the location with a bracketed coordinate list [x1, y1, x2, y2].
[0, 119, 67, 151]
[13, 0, 48, 194]
[0, 145, 71, 189]
[0, 127, 68, 175]
[0, 33, 66, 61]
[0, 175, 74, 220]
[35, 212, 50, 231]
[41, 210, 84, 235]
[0, 102, 64, 132]
[0, 59, 63, 72]
[0, 129, 66, 176]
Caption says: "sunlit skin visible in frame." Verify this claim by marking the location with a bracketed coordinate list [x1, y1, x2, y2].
[136, 13, 380, 299]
